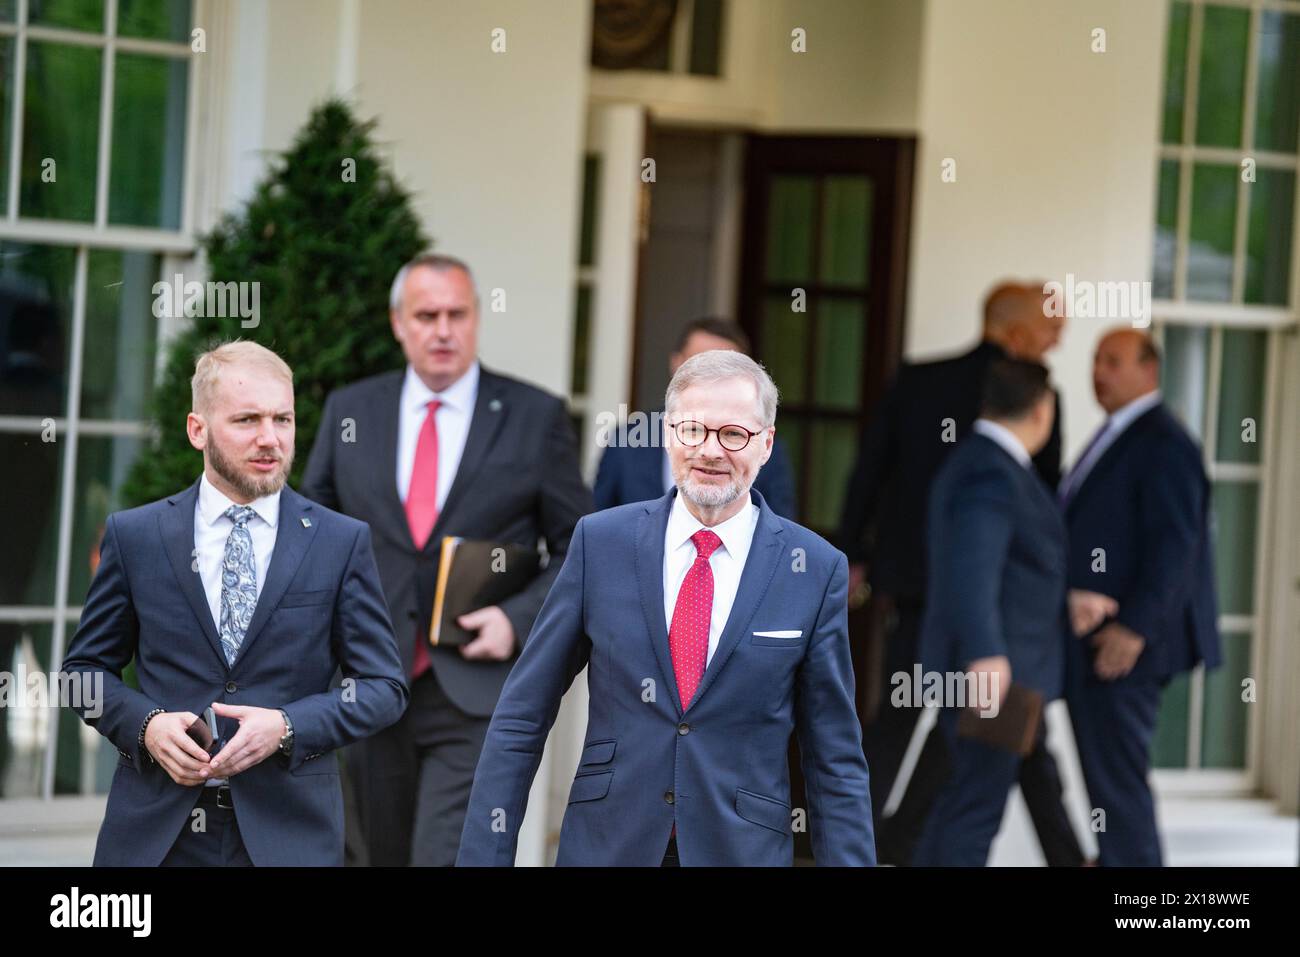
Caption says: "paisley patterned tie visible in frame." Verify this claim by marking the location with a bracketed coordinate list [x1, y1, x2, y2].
[219, 505, 259, 666]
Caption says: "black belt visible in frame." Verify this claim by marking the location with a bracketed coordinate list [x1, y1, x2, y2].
[197, 785, 234, 810]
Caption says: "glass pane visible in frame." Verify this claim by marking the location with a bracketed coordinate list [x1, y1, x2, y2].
[1211, 480, 1258, 616]
[570, 283, 591, 396]
[688, 0, 723, 77]
[0, 240, 76, 417]
[0, 0, 13, 20]
[69, 434, 143, 604]
[578, 154, 599, 268]
[761, 295, 807, 402]
[0, 431, 62, 606]
[813, 298, 863, 409]
[819, 175, 871, 287]
[81, 249, 160, 420]
[774, 416, 803, 523]
[30, 0, 104, 31]
[1253, 11, 1300, 153]
[1244, 168, 1294, 306]
[1200, 631, 1250, 768]
[1152, 670, 1190, 768]
[1152, 159, 1180, 298]
[1186, 163, 1236, 302]
[109, 53, 188, 229]
[1161, 1, 1191, 143]
[0, 623, 54, 798]
[21, 42, 102, 222]
[1160, 324, 1209, 441]
[806, 420, 856, 531]
[1194, 4, 1249, 148]
[1215, 328, 1267, 464]
[0, 36, 14, 213]
[765, 175, 815, 284]
[117, 0, 191, 43]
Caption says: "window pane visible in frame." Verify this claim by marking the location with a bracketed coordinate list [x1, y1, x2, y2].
[1152, 159, 1180, 298]
[0, 36, 14, 213]
[761, 295, 807, 402]
[1160, 323, 1210, 441]
[819, 175, 871, 287]
[109, 53, 188, 229]
[813, 298, 863, 409]
[1253, 12, 1300, 153]
[81, 249, 160, 420]
[765, 175, 815, 284]
[1200, 630, 1250, 768]
[0, 0, 14, 20]
[805, 420, 856, 531]
[1211, 480, 1258, 616]
[578, 154, 599, 268]
[0, 432, 62, 606]
[1187, 163, 1236, 302]
[69, 434, 143, 604]
[1152, 670, 1190, 768]
[1161, 1, 1191, 143]
[0, 622, 54, 798]
[30, 0, 104, 31]
[117, 0, 191, 43]
[21, 42, 102, 222]
[1244, 168, 1294, 306]
[1215, 328, 1267, 464]
[688, 0, 723, 77]
[1194, 5, 1249, 148]
[774, 416, 803, 522]
[570, 282, 591, 396]
[0, 240, 76, 417]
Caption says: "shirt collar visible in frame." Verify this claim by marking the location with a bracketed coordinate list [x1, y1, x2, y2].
[972, 418, 1032, 469]
[666, 488, 757, 558]
[199, 473, 281, 529]
[403, 361, 481, 416]
[1107, 389, 1162, 434]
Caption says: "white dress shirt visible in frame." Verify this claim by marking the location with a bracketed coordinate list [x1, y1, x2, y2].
[663, 491, 760, 667]
[396, 361, 480, 509]
[1059, 389, 1163, 499]
[972, 418, 1032, 470]
[193, 473, 281, 785]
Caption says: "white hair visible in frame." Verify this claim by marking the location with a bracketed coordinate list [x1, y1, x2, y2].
[388, 253, 477, 312]
[665, 350, 779, 428]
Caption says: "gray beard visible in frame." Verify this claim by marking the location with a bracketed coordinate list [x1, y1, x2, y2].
[208, 440, 291, 501]
[678, 474, 744, 510]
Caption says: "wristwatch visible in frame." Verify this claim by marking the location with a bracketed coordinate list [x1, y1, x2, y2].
[277, 709, 295, 757]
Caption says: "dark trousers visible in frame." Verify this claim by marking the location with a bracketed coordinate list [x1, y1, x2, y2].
[1065, 635, 1163, 866]
[865, 606, 1084, 866]
[160, 788, 254, 866]
[353, 669, 492, 866]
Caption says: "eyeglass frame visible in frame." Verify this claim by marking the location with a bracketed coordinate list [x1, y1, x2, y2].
[666, 419, 767, 452]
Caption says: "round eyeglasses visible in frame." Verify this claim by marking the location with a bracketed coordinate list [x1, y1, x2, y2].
[668, 420, 763, 452]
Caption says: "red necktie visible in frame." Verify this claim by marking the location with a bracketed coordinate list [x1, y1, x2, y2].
[407, 399, 440, 679]
[669, 529, 722, 710]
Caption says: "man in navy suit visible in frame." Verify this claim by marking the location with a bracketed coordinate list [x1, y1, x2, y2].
[1060, 328, 1220, 866]
[594, 317, 796, 519]
[62, 342, 407, 866]
[912, 358, 1067, 866]
[458, 350, 873, 866]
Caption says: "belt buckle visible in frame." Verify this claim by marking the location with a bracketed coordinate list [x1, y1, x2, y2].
[216, 785, 234, 810]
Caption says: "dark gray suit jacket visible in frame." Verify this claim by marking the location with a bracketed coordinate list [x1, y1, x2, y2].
[301, 366, 592, 717]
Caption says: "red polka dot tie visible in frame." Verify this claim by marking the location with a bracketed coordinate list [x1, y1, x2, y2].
[669, 530, 722, 710]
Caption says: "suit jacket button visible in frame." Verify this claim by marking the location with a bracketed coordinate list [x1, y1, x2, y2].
[664, 790, 675, 805]
[677, 722, 690, 735]
[408, 610, 418, 620]
[225, 681, 237, 694]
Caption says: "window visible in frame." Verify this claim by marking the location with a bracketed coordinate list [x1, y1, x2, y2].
[1150, 0, 1297, 774]
[0, 0, 196, 800]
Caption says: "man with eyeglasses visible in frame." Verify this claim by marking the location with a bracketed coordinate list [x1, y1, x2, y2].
[458, 350, 873, 866]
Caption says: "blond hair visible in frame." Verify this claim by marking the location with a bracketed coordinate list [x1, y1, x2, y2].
[191, 340, 293, 412]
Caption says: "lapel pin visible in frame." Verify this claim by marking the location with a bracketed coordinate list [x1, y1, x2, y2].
[489, 398, 502, 412]
[301, 517, 312, 528]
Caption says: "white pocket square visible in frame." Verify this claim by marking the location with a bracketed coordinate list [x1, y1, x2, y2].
[752, 630, 802, 638]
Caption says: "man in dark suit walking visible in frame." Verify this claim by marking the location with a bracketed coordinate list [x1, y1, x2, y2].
[912, 358, 1067, 865]
[838, 281, 1083, 865]
[302, 253, 591, 866]
[62, 342, 408, 865]
[1061, 328, 1220, 866]
[594, 317, 796, 518]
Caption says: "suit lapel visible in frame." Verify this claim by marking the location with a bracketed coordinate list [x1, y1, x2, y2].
[232, 488, 319, 669]
[158, 480, 227, 671]
[425, 369, 510, 551]
[634, 493, 681, 716]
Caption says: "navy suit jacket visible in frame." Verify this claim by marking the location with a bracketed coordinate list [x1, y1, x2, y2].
[919, 433, 1069, 699]
[594, 428, 797, 519]
[456, 489, 874, 866]
[1063, 402, 1220, 682]
[62, 482, 408, 866]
